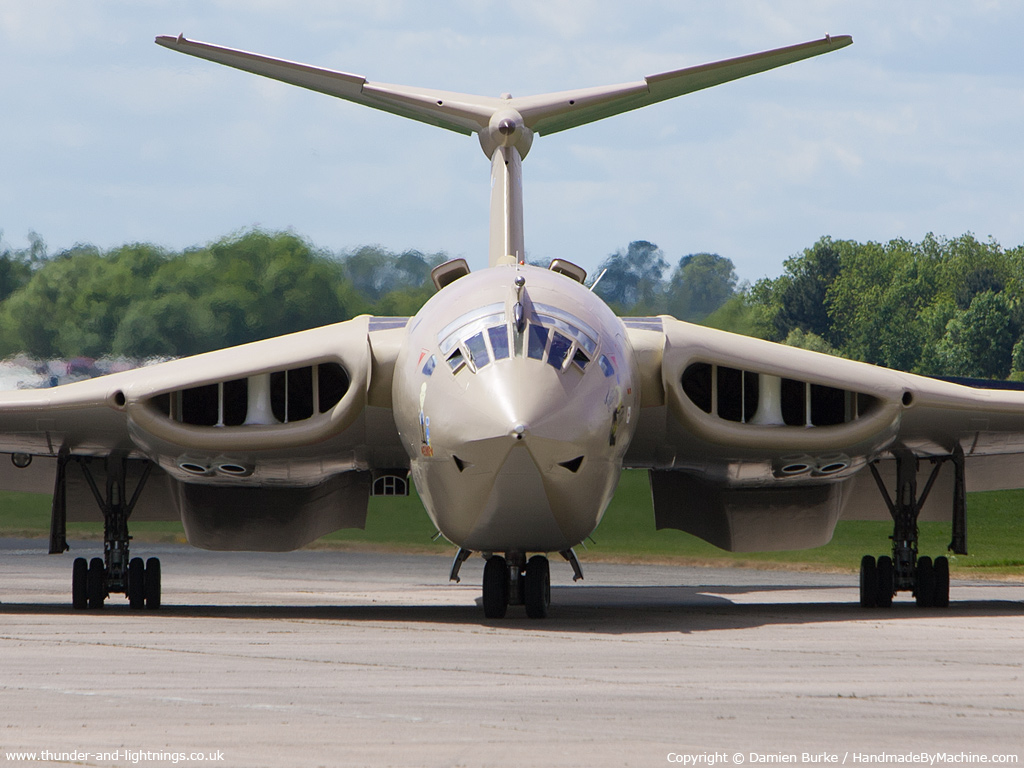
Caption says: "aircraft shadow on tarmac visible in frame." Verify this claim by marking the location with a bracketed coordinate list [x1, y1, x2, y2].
[2, 583, 1022, 635]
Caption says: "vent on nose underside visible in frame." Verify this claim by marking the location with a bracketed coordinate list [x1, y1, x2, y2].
[453, 455, 469, 473]
[558, 456, 585, 473]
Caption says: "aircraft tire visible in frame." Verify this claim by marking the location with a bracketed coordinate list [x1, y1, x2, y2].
[128, 557, 146, 609]
[916, 556, 935, 607]
[875, 556, 894, 608]
[482, 556, 507, 619]
[72, 557, 88, 610]
[524, 555, 550, 619]
[145, 557, 161, 610]
[87, 557, 106, 609]
[933, 556, 950, 608]
[859, 555, 877, 608]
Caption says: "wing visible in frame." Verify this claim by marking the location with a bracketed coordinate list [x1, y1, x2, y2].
[625, 317, 1024, 551]
[0, 316, 408, 550]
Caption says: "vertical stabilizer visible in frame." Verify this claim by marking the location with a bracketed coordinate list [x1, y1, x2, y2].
[489, 146, 525, 267]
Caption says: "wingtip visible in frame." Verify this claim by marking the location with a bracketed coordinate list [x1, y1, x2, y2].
[154, 33, 187, 47]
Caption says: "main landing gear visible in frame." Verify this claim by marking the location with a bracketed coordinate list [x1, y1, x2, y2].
[52, 452, 161, 610]
[451, 547, 583, 618]
[859, 447, 965, 609]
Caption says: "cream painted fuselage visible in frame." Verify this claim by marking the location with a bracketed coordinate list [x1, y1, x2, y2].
[393, 265, 639, 554]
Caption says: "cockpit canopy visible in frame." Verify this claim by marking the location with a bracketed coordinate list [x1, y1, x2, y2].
[430, 301, 610, 377]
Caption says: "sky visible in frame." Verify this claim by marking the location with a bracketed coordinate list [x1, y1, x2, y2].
[2, 1, 1023, 282]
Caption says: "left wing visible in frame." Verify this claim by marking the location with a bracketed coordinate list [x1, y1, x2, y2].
[625, 317, 1024, 551]
[0, 316, 407, 550]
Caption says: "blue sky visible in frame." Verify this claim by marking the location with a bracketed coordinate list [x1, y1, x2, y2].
[2, 1, 1022, 282]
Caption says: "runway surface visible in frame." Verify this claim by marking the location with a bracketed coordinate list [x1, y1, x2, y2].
[2, 538, 1022, 767]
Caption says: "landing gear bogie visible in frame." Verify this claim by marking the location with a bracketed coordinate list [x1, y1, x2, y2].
[72, 554, 161, 610]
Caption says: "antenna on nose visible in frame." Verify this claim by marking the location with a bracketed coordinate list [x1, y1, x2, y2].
[513, 275, 526, 333]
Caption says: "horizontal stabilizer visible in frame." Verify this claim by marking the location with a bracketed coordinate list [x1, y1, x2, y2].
[156, 34, 851, 137]
[522, 36, 852, 135]
[154, 35, 498, 135]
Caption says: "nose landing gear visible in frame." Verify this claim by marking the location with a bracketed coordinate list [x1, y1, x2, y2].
[481, 553, 550, 619]
[475, 549, 580, 619]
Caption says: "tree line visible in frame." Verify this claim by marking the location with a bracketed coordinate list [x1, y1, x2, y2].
[2, 228, 1023, 380]
[0, 230, 443, 359]
[748, 234, 1024, 380]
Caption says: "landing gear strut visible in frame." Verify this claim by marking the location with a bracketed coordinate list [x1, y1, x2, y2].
[56, 455, 160, 610]
[859, 447, 963, 608]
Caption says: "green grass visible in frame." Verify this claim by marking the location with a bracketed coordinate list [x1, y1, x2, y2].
[2, 470, 1022, 577]
[587, 471, 1024, 577]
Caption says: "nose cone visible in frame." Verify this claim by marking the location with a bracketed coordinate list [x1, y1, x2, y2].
[410, 359, 626, 552]
[437, 356, 606, 451]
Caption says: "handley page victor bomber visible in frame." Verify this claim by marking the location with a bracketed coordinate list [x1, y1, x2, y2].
[4, 33, 1021, 618]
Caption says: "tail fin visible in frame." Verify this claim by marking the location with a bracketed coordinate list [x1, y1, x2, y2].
[156, 34, 851, 267]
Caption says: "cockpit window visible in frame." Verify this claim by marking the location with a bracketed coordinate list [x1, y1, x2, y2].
[547, 332, 572, 370]
[488, 325, 510, 360]
[533, 303, 598, 356]
[465, 332, 490, 369]
[437, 302, 600, 377]
[572, 348, 590, 370]
[527, 325, 549, 360]
[438, 303, 505, 356]
[447, 348, 466, 372]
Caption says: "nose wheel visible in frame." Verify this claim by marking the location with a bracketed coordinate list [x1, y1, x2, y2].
[481, 553, 551, 619]
[482, 556, 508, 618]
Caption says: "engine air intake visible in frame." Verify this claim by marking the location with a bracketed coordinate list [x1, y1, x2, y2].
[681, 362, 878, 427]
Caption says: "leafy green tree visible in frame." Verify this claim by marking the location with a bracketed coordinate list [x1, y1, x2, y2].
[665, 253, 737, 321]
[0, 243, 164, 358]
[929, 291, 1018, 379]
[593, 240, 667, 313]
[751, 238, 844, 344]
[824, 239, 940, 371]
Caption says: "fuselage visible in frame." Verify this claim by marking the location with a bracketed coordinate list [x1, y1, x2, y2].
[392, 264, 640, 553]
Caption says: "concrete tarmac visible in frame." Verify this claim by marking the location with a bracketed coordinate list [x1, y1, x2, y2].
[1, 539, 1023, 767]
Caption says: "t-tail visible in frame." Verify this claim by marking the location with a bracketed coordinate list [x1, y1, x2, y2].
[155, 33, 852, 268]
